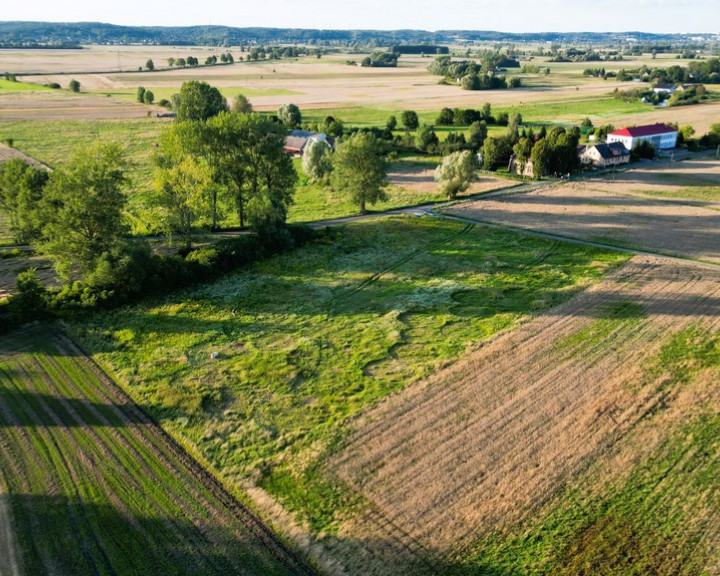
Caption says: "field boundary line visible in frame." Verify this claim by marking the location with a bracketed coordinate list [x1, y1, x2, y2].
[433, 210, 720, 272]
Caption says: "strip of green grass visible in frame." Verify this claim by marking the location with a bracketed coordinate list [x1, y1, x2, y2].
[72, 216, 627, 532]
[633, 186, 720, 203]
[0, 79, 52, 92]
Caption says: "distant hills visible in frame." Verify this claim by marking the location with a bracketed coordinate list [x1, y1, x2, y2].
[0, 21, 717, 47]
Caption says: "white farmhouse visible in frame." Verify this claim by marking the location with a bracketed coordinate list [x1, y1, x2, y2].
[607, 123, 678, 150]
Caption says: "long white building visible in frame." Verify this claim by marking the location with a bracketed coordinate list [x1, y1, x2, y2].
[607, 123, 678, 150]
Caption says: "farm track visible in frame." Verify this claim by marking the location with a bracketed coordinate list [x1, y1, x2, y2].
[331, 255, 720, 573]
[0, 328, 317, 576]
[334, 222, 475, 304]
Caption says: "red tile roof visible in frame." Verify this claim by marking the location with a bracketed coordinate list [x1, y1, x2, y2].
[609, 123, 677, 138]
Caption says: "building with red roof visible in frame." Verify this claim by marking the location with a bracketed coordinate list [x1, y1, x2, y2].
[607, 123, 678, 151]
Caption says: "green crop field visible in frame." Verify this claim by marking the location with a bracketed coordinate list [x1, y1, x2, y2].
[71, 216, 626, 534]
[0, 79, 53, 92]
[0, 328, 311, 576]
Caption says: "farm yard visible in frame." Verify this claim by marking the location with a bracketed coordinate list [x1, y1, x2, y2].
[446, 158, 720, 263]
[0, 327, 312, 576]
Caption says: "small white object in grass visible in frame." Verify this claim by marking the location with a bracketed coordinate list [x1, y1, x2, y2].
[211, 352, 219, 359]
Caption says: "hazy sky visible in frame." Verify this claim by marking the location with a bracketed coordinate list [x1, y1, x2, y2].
[3, 0, 720, 33]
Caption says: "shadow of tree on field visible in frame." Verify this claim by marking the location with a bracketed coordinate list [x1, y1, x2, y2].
[5, 494, 306, 576]
[0, 385, 147, 428]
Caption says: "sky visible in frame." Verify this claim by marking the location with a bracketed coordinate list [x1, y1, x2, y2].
[3, 0, 720, 34]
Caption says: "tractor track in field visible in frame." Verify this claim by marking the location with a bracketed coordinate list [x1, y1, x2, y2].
[334, 222, 475, 304]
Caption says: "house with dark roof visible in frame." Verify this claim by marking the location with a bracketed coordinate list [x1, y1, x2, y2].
[283, 130, 331, 156]
[579, 142, 631, 168]
[607, 123, 678, 151]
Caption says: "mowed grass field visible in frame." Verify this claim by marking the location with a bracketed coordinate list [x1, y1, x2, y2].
[69, 217, 626, 554]
[0, 328, 313, 576]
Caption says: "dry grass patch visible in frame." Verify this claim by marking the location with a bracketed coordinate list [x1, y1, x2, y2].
[388, 164, 511, 195]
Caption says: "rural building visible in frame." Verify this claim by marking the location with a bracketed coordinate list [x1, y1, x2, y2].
[652, 83, 676, 94]
[508, 154, 535, 177]
[579, 142, 631, 168]
[607, 123, 678, 150]
[283, 130, 331, 156]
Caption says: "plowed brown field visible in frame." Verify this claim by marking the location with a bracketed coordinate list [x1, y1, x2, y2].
[330, 256, 720, 574]
[445, 159, 720, 263]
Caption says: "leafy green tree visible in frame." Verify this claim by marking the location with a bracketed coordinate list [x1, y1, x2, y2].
[8, 269, 49, 323]
[68, 79, 80, 93]
[137, 86, 146, 103]
[246, 192, 287, 236]
[468, 120, 488, 152]
[145, 59, 154, 71]
[531, 137, 551, 178]
[434, 150, 478, 199]
[436, 107, 454, 126]
[155, 155, 214, 249]
[482, 136, 512, 170]
[39, 143, 128, 279]
[175, 80, 227, 122]
[241, 115, 297, 229]
[461, 74, 479, 90]
[232, 94, 253, 114]
[167, 57, 176, 67]
[594, 124, 615, 142]
[321, 116, 344, 137]
[679, 124, 695, 144]
[143, 90, 154, 104]
[415, 124, 439, 153]
[632, 140, 656, 161]
[302, 138, 333, 183]
[513, 137, 534, 165]
[454, 109, 480, 126]
[481, 102, 492, 122]
[207, 112, 296, 230]
[0, 158, 48, 243]
[278, 103, 302, 128]
[386, 115, 397, 130]
[331, 132, 388, 213]
[401, 110, 419, 130]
